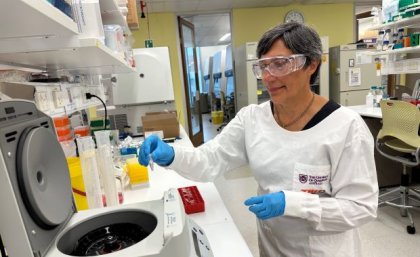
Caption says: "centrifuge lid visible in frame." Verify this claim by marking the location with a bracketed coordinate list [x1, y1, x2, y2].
[16, 126, 73, 228]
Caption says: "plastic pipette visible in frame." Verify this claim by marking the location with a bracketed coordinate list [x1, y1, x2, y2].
[149, 154, 154, 171]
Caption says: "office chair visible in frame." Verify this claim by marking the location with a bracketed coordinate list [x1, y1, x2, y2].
[376, 100, 420, 234]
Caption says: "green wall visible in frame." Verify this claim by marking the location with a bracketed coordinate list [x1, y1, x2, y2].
[131, 3, 355, 129]
[232, 3, 354, 48]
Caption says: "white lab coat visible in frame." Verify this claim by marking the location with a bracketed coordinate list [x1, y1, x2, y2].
[169, 101, 378, 257]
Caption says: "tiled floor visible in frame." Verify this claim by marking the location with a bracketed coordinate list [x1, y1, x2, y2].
[202, 113, 420, 257]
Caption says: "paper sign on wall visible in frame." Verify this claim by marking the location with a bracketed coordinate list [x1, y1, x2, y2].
[356, 52, 372, 65]
[349, 68, 361, 87]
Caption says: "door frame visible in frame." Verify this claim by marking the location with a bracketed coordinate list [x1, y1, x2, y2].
[177, 16, 204, 146]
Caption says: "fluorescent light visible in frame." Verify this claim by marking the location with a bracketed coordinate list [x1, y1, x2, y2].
[218, 33, 231, 42]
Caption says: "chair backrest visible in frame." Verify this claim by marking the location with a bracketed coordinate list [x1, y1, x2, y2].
[379, 100, 420, 148]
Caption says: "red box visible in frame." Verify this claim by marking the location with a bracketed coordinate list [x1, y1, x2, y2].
[177, 186, 205, 214]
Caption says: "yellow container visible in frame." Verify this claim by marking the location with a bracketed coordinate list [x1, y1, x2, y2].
[125, 158, 149, 186]
[211, 111, 224, 125]
[67, 157, 88, 211]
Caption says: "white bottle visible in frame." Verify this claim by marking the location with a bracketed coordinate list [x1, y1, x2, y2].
[367, 86, 376, 107]
[366, 90, 374, 107]
[376, 30, 384, 51]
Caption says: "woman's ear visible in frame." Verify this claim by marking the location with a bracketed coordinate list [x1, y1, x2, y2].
[306, 59, 320, 76]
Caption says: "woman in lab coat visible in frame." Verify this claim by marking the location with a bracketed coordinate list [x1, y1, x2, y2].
[139, 22, 378, 257]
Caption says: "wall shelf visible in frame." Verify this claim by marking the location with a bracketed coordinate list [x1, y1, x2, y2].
[0, 39, 135, 75]
[0, 0, 78, 39]
[369, 10, 420, 30]
[368, 45, 420, 56]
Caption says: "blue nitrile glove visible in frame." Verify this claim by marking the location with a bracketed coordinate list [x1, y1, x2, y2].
[138, 134, 175, 167]
[244, 192, 285, 220]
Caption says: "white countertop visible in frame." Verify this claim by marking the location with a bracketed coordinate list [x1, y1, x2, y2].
[123, 127, 253, 257]
[346, 105, 382, 118]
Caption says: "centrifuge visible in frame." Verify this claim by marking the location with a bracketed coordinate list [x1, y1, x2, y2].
[0, 100, 213, 257]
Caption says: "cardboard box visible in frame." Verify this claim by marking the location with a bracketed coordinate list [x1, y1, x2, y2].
[141, 111, 179, 138]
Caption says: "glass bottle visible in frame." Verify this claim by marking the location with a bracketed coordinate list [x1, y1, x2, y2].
[397, 28, 404, 44]
[377, 30, 385, 51]
[382, 29, 391, 50]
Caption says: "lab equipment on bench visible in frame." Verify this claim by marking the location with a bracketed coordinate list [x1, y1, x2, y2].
[125, 157, 149, 187]
[177, 186, 205, 214]
[149, 153, 154, 171]
[76, 136, 104, 209]
[95, 130, 119, 207]
[0, 100, 213, 257]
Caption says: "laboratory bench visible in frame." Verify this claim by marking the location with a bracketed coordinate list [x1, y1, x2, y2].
[346, 105, 382, 118]
[122, 127, 254, 257]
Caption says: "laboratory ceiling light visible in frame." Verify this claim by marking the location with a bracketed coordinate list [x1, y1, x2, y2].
[218, 33, 231, 42]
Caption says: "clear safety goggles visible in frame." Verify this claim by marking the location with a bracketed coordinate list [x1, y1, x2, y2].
[251, 54, 307, 79]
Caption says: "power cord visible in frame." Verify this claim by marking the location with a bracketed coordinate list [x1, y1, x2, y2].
[85, 93, 107, 130]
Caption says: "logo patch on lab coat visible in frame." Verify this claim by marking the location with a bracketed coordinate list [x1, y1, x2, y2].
[299, 174, 308, 183]
[293, 163, 332, 195]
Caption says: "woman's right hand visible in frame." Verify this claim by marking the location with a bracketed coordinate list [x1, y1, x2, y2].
[138, 134, 175, 167]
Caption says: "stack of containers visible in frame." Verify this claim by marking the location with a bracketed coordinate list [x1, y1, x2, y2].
[104, 24, 124, 55]
[74, 125, 90, 137]
[53, 115, 73, 142]
[72, 0, 105, 43]
[66, 156, 89, 211]
[90, 117, 110, 135]
[77, 136, 104, 209]
[94, 130, 119, 207]
[125, 157, 149, 188]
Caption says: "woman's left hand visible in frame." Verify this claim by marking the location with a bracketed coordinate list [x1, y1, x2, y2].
[244, 192, 285, 220]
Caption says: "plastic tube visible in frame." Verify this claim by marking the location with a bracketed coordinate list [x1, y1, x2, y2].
[95, 130, 119, 207]
[77, 136, 103, 209]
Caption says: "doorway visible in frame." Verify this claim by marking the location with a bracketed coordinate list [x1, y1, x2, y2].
[180, 13, 234, 143]
[178, 16, 204, 146]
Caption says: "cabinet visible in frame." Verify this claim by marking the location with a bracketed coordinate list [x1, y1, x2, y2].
[0, 0, 133, 74]
[329, 44, 381, 106]
[0, 0, 135, 116]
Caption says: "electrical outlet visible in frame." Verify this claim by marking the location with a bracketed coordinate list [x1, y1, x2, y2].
[34, 92, 48, 111]
[69, 87, 82, 107]
[53, 90, 67, 108]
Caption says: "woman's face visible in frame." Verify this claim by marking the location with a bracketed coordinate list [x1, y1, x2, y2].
[260, 39, 318, 105]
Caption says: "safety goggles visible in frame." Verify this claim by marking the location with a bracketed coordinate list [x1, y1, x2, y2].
[251, 54, 307, 79]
